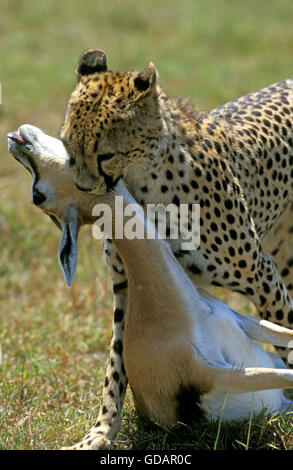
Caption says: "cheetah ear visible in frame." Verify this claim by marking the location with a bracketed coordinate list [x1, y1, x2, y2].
[76, 49, 107, 79]
[133, 62, 158, 97]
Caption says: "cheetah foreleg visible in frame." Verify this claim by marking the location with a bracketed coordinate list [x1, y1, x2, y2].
[62, 241, 128, 450]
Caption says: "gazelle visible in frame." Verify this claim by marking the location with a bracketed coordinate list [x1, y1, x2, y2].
[8, 125, 293, 446]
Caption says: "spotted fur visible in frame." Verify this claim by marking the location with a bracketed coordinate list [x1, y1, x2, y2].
[59, 49, 293, 449]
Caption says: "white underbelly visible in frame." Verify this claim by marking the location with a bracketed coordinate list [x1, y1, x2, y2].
[201, 387, 285, 422]
[190, 301, 291, 420]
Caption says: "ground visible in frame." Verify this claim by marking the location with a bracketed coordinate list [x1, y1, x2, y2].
[1, 0, 293, 450]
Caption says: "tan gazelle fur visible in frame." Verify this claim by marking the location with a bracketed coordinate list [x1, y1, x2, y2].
[8, 125, 293, 441]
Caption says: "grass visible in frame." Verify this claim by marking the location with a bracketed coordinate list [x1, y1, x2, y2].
[1, 0, 293, 450]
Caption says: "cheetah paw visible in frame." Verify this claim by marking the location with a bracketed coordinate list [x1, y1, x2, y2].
[61, 436, 112, 450]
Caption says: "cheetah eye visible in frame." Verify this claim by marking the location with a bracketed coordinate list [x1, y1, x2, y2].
[49, 215, 62, 230]
[98, 153, 115, 161]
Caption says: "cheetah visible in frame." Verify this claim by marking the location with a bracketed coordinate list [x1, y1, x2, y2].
[8, 125, 293, 446]
[58, 48, 293, 449]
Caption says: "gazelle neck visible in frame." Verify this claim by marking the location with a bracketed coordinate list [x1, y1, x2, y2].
[100, 181, 205, 328]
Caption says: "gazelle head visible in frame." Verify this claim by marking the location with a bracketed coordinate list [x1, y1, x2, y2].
[8, 124, 99, 286]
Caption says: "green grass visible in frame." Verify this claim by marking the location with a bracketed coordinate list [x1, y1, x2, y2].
[1, 0, 293, 450]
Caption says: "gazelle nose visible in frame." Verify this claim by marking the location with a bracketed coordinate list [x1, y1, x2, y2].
[7, 132, 25, 144]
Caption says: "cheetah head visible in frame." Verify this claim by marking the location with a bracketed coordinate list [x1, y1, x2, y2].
[59, 49, 163, 195]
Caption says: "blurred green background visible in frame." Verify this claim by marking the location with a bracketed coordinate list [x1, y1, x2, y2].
[1, 0, 293, 450]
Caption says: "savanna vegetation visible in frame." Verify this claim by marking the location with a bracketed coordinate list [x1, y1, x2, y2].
[1, 0, 293, 450]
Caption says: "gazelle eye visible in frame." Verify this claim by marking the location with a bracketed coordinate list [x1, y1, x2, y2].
[33, 189, 46, 206]
[69, 157, 76, 166]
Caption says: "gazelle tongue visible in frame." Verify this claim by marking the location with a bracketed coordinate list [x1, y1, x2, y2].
[7, 132, 25, 144]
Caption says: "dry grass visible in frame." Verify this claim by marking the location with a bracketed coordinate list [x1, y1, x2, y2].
[1, 0, 293, 450]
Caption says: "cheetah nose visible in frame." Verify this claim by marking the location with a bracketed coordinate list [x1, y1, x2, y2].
[75, 182, 92, 192]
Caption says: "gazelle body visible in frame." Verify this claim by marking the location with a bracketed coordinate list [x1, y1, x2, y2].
[110, 185, 293, 424]
[95, 184, 293, 424]
[8, 125, 293, 429]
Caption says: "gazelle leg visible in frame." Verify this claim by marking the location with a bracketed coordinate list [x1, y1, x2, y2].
[212, 365, 293, 393]
[233, 310, 293, 348]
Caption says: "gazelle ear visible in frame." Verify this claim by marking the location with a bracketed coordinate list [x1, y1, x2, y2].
[58, 205, 81, 287]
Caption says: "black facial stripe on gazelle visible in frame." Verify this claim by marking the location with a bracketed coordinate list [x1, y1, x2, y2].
[50, 215, 62, 231]
[25, 156, 48, 206]
[15, 149, 44, 204]
[14, 149, 41, 184]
